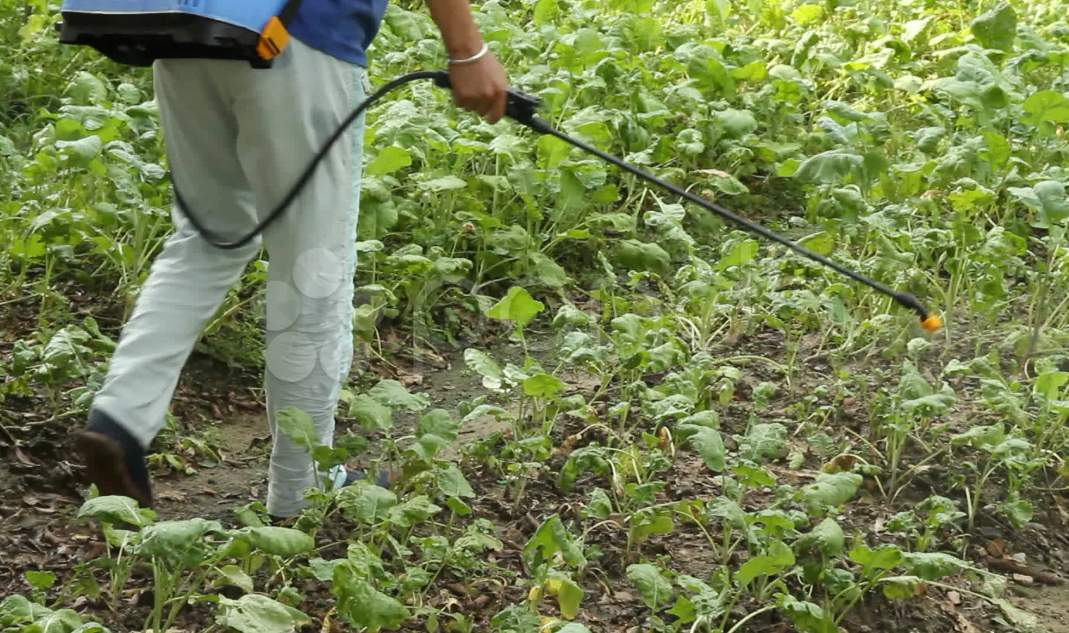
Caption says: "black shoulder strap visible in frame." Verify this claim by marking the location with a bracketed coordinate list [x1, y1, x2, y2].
[278, 0, 306, 26]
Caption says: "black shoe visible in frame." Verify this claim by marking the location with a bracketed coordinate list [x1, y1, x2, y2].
[74, 410, 154, 509]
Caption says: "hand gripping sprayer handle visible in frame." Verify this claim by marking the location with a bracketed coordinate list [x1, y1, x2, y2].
[431, 72, 542, 126]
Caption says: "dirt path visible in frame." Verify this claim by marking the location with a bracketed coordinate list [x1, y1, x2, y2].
[1011, 585, 1069, 633]
[152, 412, 270, 522]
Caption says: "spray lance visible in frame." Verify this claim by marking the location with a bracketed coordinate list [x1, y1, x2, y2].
[161, 70, 943, 334]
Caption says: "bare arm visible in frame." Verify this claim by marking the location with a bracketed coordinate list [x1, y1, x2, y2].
[426, 0, 485, 59]
[425, 0, 508, 123]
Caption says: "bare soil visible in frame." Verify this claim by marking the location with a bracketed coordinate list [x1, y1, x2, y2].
[2, 289, 1067, 632]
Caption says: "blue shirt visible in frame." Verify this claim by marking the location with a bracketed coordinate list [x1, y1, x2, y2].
[289, 0, 390, 67]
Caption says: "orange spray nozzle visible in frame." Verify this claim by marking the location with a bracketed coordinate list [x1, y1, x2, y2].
[921, 314, 943, 333]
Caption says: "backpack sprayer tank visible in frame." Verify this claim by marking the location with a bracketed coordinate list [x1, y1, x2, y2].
[56, 0, 305, 68]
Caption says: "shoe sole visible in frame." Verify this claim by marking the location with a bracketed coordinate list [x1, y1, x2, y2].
[74, 430, 154, 509]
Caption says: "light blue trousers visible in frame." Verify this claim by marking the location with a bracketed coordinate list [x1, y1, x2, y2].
[91, 38, 366, 517]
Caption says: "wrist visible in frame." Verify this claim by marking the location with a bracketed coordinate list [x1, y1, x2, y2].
[445, 38, 484, 60]
[449, 42, 488, 65]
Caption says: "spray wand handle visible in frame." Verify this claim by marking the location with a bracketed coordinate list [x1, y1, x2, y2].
[431, 72, 542, 125]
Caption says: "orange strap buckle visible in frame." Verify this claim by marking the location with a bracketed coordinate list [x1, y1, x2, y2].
[257, 16, 291, 60]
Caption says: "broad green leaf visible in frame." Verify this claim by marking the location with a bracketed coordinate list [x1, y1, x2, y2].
[447, 497, 473, 516]
[383, 5, 424, 40]
[716, 109, 757, 137]
[970, 2, 1017, 51]
[276, 407, 319, 451]
[524, 514, 586, 569]
[679, 425, 725, 472]
[437, 463, 475, 498]
[914, 126, 945, 153]
[736, 540, 795, 586]
[901, 552, 965, 580]
[797, 517, 844, 557]
[216, 565, 255, 593]
[138, 518, 222, 567]
[366, 146, 412, 175]
[242, 527, 315, 558]
[419, 175, 467, 192]
[530, 252, 570, 288]
[993, 598, 1040, 628]
[739, 422, 787, 462]
[679, 410, 719, 429]
[731, 60, 768, 81]
[216, 594, 311, 633]
[677, 129, 705, 156]
[626, 564, 674, 610]
[1035, 370, 1069, 400]
[336, 483, 397, 523]
[585, 489, 613, 520]
[25, 571, 55, 591]
[951, 423, 1005, 448]
[358, 200, 397, 239]
[1008, 181, 1069, 228]
[1022, 91, 1069, 126]
[850, 544, 904, 571]
[790, 3, 823, 25]
[348, 394, 393, 431]
[702, 169, 749, 195]
[523, 373, 566, 398]
[1, 595, 53, 626]
[881, 575, 924, 599]
[1000, 493, 1034, 528]
[487, 286, 545, 329]
[544, 571, 584, 620]
[824, 100, 871, 123]
[464, 348, 506, 390]
[709, 498, 748, 530]
[335, 559, 408, 630]
[633, 511, 675, 539]
[615, 239, 671, 275]
[533, 0, 560, 24]
[556, 624, 594, 633]
[717, 240, 759, 271]
[433, 257, 472, 283]
[66, 71, 107, 105]
[77, 496, 152, 527]
[667, 596, 697, 623]
[308, 558, 345, 582]
[414, 409, 460, 460]
[981, 133, 1010, 169]
[793, 150, 863, 184]
[798, 232, 835, 257]
[537, 134, 572, 168]
[27, 608, 83, 633]
[800, 472, 863, 512]
[780, 595, 837, 633]
[369, 379, 429, 411]
[734, 464, 777, 489]
[56, 136, 103, 165]
[388, 495, 442, 528]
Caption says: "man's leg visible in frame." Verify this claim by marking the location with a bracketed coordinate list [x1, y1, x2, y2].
[77, 59, 261, 507]
[230, 39, 368, 518]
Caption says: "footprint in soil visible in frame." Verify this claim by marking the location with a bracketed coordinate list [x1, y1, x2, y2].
[153, 413, 269, 523]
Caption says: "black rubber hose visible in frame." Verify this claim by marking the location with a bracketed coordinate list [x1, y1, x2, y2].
[169, 69, 444, 250]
